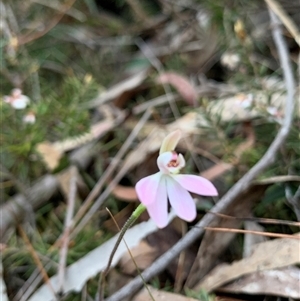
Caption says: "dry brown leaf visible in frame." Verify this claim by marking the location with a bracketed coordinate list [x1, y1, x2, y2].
[219, 266, 300, 299]
[56, 166, 89, 200]
[167, 111, 203, 133]
[36, 141, 63, 170]
[156, 72, 197, 106]
[195, 234, 300, 292]
[133, 286, 200, 301]
[37, 131, 103, 170]
[36, 131, 96, 171]
[199, 162, 232, 180]
[119, 241, 158, 275]
[90, 120, 116, 138]
[86, 70, 148, 108]
[112, 185, 138, 202]
[56, 166, 77, 198]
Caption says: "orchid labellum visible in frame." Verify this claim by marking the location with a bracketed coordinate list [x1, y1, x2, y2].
[135, 130, 218, 228]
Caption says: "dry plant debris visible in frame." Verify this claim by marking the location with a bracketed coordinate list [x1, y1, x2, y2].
[219, 266, 300, 299]
[1, 0, 299, 301]
[133, 286, 200, 301]
[195, 234, 300, 292]
[27, 212, 176, 301]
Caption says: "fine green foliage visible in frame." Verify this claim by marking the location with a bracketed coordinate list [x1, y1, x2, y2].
[1, 76, 98, 187]
[2, 199, 112, 296]
[185, 288, 215, 301]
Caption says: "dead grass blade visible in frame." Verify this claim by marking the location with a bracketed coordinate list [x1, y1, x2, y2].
[18, 226, 57, 299]
[57, 167, 77, 293]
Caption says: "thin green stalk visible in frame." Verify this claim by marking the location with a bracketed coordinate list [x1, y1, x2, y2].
[103, 204, 146, 275]
[99, 204, 146, 301]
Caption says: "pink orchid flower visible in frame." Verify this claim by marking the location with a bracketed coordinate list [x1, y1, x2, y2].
[135, 130, 218, 228]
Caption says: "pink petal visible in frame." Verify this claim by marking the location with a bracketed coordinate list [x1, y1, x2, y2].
[146, 176, 168, 228]
[172, 174, 218, 196]
[166, 176, 196, 222]
[156, 73, 197, 106]
[135, 172, 163, 205]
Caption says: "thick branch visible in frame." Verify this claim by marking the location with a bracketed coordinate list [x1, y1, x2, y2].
[104, 9, 295, 301]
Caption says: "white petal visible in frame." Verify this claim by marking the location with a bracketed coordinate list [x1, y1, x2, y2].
[157, 152, 173, 173]
[146, 176, 168, 228]
[172, 174, 218, 196]
[12, 96, 30, 109]
[166, 176, 196, 222]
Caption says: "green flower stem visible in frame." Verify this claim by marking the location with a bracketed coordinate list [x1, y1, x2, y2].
[103, 204, 146, 275]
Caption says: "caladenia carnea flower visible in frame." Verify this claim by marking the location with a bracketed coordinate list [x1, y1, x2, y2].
[135, 130, 218, 228]
[103, 130, 218, 282]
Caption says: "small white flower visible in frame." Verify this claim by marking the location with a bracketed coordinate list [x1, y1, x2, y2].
[3, 88, 30, 109]
[235, 94, 253, 109]
[266, 106, 283, 124]
[266, 106, 278, 116]
[221, 52, 241, 71]
[23, 111, 36, 124]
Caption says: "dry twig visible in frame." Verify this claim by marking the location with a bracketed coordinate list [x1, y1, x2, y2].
[18, 226, 57, 299]
[265, 0, 300, 46]
[211, 212, 300, 227]
[58, 168, 77, 293]
[204, 227, 300, 240]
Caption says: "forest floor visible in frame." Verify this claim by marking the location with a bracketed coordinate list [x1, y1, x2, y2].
[1, 1, 300, 301]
